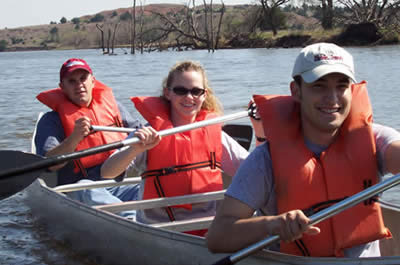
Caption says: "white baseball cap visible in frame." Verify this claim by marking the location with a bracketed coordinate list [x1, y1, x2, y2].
[291, 43, 356, 83]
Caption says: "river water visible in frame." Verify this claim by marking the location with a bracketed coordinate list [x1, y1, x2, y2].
[0, 45, 399, 264]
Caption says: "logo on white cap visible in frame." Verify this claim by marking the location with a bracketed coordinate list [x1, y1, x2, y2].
[314, 53, 343, 63]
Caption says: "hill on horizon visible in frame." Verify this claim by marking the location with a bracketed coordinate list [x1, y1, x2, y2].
[0, 3, 322, 51]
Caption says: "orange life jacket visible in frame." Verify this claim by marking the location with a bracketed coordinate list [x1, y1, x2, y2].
[37, 80, 127, 174]
[253, 81, 391, 257]
[131, 96, 223, 218]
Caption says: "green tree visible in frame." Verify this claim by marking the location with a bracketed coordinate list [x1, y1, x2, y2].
[49, 26, 59, 42]
[90, 13, 105, 23]
[259, 0, 289, 36]
[120, 11, 132, 21]
[71, 17, 80, 24]
[0, 40, 8, 51]
[60, 17, 67, 24]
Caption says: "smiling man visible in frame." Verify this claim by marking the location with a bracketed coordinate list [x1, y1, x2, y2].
[34, 58, 141, 215]
[206, 43, 400, 258]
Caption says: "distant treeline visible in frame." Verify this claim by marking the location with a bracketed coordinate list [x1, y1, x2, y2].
[1, 2, 399, 52]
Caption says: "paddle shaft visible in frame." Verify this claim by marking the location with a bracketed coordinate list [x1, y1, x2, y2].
[91, 111, 249, 133]
[0, 111, 249, 180]
[212, 172, 400, 265]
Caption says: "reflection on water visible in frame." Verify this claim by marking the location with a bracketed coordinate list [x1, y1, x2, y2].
[0, 46, 399, 264]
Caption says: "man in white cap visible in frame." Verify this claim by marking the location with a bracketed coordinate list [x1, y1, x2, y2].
[207, 43, 400, 257]
[34, 58, 141, 217]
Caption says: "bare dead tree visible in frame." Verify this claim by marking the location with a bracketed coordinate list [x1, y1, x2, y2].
[202, 0, 211, 51]
[131, 0, 137, 54]
[107, 28, 111, 54]
[336, 0, 400, 27]
[189, 0, 199, 36]
[321, 0, 333, 29]
[139, 1, 145, 54]
[96, 24, 106, 53]
[214, 0, 225, 49]
[149, 0, 224, 51]
[150, 9, 209, 48]
[111, 22, 120, 54]
[210, 0, 215, 52]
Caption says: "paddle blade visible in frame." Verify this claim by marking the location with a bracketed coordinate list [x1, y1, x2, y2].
[0, 150, 45, 200]
[222, 124, 253, 151]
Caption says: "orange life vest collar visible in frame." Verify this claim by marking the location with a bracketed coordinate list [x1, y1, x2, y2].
[131, 96, 223, 218]
[37, 80, 127, 173]
[254, 81, 391, 257]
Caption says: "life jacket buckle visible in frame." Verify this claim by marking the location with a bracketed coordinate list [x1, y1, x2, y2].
[162, 167, 175, 176]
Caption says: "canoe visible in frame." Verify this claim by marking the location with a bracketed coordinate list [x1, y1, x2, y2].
[24, 113, 400, 264]
[25, 176, 400, 265]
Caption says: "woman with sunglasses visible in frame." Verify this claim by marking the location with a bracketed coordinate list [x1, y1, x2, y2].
[101, 60, 249, 236]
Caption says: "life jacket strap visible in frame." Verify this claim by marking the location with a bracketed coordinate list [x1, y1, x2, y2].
[73, 159, 89, 178]
[142, 157, 222, 179]
[301, 197, 347, 217]
[364, 179, 378, 205]
[295, 239, 311, 256]
[153, 176, 176, 221]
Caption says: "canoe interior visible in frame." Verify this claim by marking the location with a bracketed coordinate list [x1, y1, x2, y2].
[25, 177, 400, 265]
[380, 204, 400, 256]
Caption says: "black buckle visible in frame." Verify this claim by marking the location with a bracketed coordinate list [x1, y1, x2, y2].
[161, 167, 175, 176]
[248, 102, 260, 120]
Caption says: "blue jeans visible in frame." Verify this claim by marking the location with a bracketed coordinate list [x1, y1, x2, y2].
[67, 179, 140, 219]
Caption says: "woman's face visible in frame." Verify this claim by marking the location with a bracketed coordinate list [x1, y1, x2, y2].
[164, 70, 207, 126]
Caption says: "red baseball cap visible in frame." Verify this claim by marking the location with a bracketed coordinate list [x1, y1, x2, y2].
[59, 58, 93, 81]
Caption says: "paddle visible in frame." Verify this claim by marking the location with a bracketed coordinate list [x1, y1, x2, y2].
[92, 123, 253, 151]
[211, 172, 400, 265]
[0, 111, 249, 200]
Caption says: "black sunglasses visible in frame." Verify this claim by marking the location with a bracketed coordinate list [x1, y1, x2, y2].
[170, 86, 206, 97]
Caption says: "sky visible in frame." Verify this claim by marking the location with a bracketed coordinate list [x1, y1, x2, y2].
[0, 0, 251, 29]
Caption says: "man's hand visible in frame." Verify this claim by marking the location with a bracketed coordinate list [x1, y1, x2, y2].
[248, 99, 265, 145]
[70, 116, 92, 143]
[45, 116, 91, 171]
[267, 210, 320, 242]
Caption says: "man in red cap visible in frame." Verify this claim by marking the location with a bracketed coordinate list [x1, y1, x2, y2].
[34, 58, 141, 218]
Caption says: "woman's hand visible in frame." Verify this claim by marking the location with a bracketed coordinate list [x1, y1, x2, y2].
[132, 126, 162, 152]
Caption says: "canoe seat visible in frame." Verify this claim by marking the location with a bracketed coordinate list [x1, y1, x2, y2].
[150, 216, 214, 232]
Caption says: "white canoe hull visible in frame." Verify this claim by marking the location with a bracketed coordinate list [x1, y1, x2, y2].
[26, 179, 400, 265]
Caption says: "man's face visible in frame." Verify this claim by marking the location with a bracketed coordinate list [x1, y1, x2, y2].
[291, 73, 352, 142]
[60, 69, 94, 107]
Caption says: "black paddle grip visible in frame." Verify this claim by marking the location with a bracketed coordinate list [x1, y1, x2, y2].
[211, 256, 233, 265]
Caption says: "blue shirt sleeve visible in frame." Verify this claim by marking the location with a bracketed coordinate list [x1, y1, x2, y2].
[226, 142, 277, 215]
[34, 111, 65, 156]
[117, 101, 142, 129]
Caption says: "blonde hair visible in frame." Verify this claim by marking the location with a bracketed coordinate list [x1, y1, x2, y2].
[161, 60, 223, 115]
